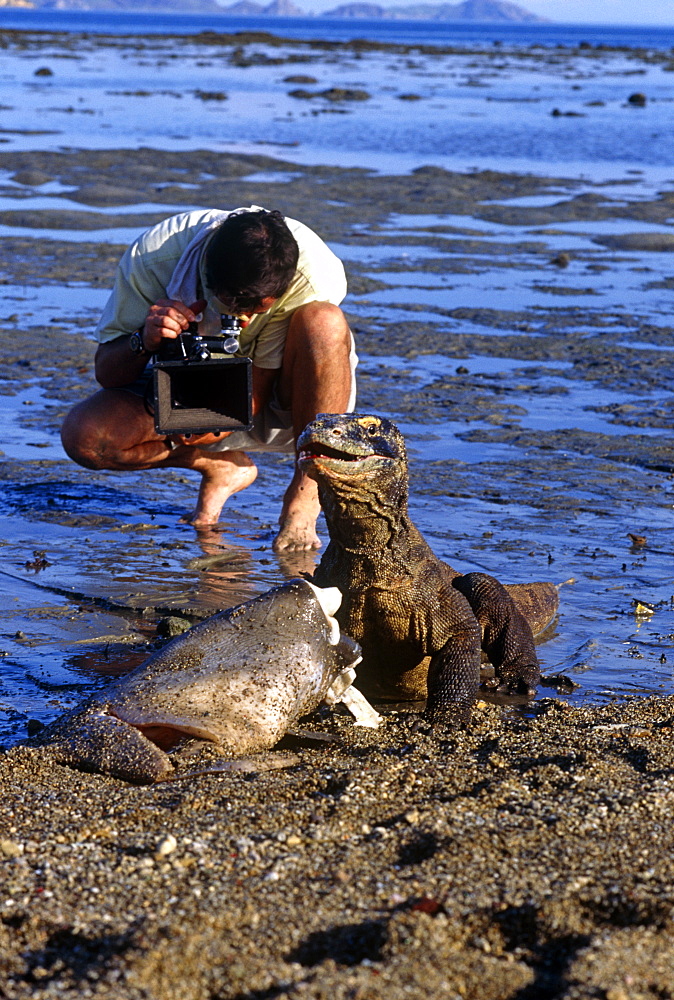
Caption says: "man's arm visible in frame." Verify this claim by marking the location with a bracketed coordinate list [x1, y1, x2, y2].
[94, 335, 151, 389]
[95, 299, 204, 388]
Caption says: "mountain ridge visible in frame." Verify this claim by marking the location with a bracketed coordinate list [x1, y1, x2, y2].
[320, 2, 546, 23]
[7, 0, 549, 24]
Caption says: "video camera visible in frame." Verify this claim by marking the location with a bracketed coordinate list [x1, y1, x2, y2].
[152, 314, 253, 436]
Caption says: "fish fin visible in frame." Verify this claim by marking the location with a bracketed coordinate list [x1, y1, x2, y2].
[323, 637, 363, 706]
[163, 752, 301, 781]
[336, 634, 362, 668]
[304, 581, 343, 619]
[338, 685, 382, 729]
[49, 710, 174, 785]
[324, 666, 357, 705]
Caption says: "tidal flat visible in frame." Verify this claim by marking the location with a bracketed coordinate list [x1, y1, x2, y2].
[1, 26, 674, 999]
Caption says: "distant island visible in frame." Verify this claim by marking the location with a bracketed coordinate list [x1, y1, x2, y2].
[0, 0, 549, 24]
[325, 2, 546, 21]
[217, 1, 546, 22]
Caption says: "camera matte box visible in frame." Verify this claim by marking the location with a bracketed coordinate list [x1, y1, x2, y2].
[153, 356, 253, 435]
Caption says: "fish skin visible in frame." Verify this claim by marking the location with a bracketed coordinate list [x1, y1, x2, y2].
[36, 579, 361, 784]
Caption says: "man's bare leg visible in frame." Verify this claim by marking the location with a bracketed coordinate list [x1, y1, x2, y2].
[184, 448, 257, 526]
[274, 301, 353, 552]
[277, 466, 322, 552]
[61, 389, 257, 526]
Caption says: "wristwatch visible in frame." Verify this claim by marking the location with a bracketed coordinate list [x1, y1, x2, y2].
[129, 329, 151, 357]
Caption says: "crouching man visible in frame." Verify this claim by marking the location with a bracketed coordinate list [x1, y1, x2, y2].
[61, 207, 356, 552]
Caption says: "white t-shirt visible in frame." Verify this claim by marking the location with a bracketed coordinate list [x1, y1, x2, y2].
[95, 208, 347, 370]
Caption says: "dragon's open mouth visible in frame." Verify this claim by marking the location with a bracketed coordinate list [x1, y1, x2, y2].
[298, 443, 375, 463]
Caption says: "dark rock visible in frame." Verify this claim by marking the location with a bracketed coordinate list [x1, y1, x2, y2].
[283, 74, 318, 84]
[155, 616, 193, 639]
[10, 169, 54, 187]
[288, 87, 371, 101]
[194, 90, 228, 101]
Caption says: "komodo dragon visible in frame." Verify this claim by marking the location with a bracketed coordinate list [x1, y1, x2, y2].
[297, 413, 559, 725]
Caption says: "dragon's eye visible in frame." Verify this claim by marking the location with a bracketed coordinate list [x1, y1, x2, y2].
[367, 424, 377, 436]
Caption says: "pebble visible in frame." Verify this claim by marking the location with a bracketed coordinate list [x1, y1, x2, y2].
[0, 839, 23, 858]
[155, 834, 178, 857]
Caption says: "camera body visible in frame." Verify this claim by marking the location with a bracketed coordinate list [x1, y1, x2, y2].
[152, 315, 253, 436]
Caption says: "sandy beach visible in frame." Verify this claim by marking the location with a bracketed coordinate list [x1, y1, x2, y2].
[3, 693, 674, 999]
[1, 23, 674, 998]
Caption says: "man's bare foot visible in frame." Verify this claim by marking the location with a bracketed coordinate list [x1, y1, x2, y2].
[273, 510, 322, 552]
[274, 468, 322, 552]
[182, 451, 258, 526]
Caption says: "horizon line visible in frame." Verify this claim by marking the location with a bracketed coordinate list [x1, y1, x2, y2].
[1, 7, 672, 29]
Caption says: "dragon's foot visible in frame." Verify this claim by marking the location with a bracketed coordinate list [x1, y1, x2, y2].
[486, 662, 540, 697]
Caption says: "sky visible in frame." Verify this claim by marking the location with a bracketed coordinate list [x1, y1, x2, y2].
[301, 0, 674, 26]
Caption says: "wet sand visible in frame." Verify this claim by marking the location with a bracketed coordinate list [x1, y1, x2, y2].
[1, 28, 674, 999]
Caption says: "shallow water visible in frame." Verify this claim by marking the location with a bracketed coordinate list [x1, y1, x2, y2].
[1, 26, 674, 746]
[0, 28, 672, 175]
[0, 384, 69, 460]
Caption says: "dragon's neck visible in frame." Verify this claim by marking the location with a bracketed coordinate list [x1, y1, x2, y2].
[318, 478, 412, 555]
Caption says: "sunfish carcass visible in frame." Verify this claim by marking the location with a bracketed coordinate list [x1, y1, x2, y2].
[37, 578, 367, 784]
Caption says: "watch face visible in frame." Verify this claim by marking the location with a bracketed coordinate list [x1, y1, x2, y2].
[130, 331, 145, 355]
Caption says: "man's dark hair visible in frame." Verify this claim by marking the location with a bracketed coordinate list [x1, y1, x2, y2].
[204, 209, 299, 313]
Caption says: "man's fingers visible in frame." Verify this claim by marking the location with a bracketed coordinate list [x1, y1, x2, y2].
[150, 311, 186, 333]
[153, 299, 200, 324]
[143, 298, 205, 351]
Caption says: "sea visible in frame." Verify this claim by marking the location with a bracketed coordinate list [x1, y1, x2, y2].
[1, 10, 674, 740]
[0, 9, 672, 50]
[0, 10, 672, 180]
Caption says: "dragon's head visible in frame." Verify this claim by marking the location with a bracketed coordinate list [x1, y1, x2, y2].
[298, 413, 407, 492]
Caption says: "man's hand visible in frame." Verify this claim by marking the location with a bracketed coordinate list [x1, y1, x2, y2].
[142, 299, 207, 352]
[94, 299, 208, 389]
